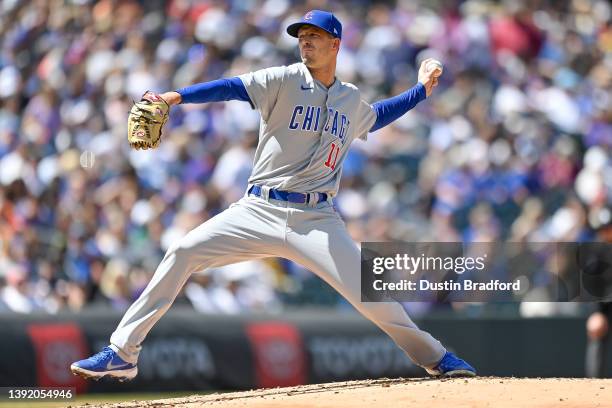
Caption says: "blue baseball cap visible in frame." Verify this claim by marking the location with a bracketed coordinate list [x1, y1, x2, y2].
[286, 10, 342, 40]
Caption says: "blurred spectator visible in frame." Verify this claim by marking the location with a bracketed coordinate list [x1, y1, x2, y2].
[185, 260, 281, 314]
[1, 265, 38, 313]
[585, 217, 612, 377]
[586, 303, 611, 377]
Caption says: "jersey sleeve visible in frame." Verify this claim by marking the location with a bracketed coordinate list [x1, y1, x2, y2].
[238, 66, 286, 122]
[355, 99, 377, 141]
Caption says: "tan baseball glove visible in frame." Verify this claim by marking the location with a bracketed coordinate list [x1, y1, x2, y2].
[128, 91, 170, 150]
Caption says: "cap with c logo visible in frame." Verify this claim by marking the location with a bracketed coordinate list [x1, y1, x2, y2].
[286, 10, 342, 39]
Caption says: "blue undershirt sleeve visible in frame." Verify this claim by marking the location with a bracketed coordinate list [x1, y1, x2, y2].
[370, 82, 427, 132]
[176, 77, 253, 106]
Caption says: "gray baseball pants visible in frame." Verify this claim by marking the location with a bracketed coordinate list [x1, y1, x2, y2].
[109, 193, 446, 369]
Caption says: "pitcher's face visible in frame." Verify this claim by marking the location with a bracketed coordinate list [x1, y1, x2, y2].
[297, 25, 339, 69]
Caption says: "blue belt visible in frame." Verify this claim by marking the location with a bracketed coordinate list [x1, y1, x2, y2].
[248, 185, 328, 204]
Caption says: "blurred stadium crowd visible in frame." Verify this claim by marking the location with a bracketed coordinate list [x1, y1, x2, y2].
[0, 0, 610, 314]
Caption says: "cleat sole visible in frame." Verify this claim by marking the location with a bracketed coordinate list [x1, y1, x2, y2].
[443, 369, 477, 378]
[70, 364, 137, 382]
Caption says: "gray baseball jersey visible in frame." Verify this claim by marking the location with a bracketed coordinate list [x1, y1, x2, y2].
[238, 63, 376, 195]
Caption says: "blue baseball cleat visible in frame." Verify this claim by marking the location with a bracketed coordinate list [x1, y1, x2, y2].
[70, 346, 137, 382]
[427, 351, 476, 377]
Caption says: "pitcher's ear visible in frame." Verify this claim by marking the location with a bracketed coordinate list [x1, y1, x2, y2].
[333, 38, 340, 50]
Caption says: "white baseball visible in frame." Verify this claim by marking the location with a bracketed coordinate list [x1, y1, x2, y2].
[426, 59, 443, 77]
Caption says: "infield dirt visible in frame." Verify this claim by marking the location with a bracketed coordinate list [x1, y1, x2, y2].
[77, 377, 612, 408]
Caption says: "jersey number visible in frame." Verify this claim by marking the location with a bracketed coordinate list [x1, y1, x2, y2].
[324, 143, 340, 170]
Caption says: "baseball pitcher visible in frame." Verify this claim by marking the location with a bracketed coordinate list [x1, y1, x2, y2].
[71, 10, 476, 381]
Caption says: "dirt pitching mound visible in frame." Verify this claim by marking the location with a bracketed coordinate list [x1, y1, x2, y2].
[81, 377, 612, 408]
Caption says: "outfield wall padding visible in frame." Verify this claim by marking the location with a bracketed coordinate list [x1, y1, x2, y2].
[0, 310, 605, 392]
